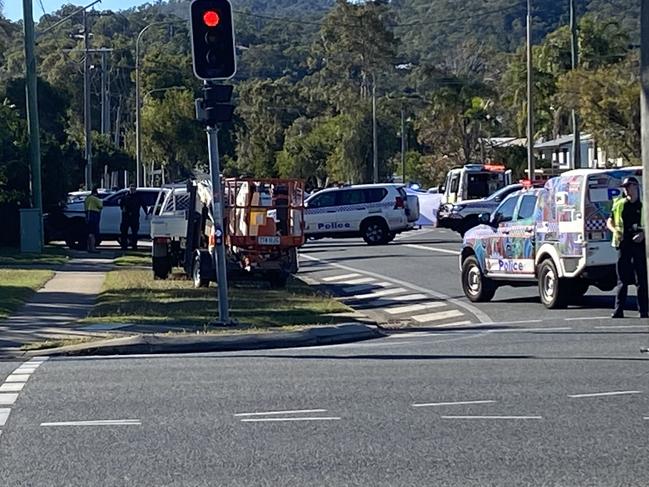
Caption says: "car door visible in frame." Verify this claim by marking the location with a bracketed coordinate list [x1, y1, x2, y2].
[304, 191, 338, 235]
[99, 190, 126, 237]
[336, 189, 368, 233]
[484, 194, 519, 277]
[503, 193, 537, 277]
[137, 190, 160, 237]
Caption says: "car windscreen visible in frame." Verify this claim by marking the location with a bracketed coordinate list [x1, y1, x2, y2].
[466, 172, 507, 200]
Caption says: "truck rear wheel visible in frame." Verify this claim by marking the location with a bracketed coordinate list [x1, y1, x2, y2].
[192, 253, 210, 288]
[152, 257, 171, 280]
[538, 259, 568, 309]
[268, 270, 289, 289]
[461, 256, 496, 302]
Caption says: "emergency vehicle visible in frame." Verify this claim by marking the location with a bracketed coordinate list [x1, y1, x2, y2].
[460, 167, 642, 308]
[440, 164, 513, 205]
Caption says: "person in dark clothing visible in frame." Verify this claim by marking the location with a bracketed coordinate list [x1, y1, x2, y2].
[607, 176, 648, 319]
[120, 185, 147, 250]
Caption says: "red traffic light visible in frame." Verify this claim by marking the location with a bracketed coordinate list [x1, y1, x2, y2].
[203, 10, 220, 27]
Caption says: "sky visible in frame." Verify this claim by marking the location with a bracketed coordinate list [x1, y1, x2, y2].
[5, 0, 148, 21]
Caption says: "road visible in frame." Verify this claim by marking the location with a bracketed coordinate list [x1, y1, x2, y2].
[0, 229, 648, 486]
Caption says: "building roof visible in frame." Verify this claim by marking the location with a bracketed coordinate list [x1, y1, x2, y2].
[534, 133, 593, 150]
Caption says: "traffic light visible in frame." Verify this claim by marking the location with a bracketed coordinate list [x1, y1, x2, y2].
[190, 0, 236, 80]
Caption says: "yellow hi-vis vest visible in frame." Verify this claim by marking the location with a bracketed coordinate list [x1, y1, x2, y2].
[610, 196, 644, 248]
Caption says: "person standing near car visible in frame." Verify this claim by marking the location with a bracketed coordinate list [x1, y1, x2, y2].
[607, 177, 648, 319]
[84, 187, 103, 253]
[120, 184, 146, 251]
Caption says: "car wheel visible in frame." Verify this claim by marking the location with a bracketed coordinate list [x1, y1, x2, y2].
[461, 256, 496, 302]
[538, 259, 568, 309]
[267, 270, 289, 289]
[362, 219, 390, 246]
[192, 253, 210, 288]
[152, 256, 171, 280]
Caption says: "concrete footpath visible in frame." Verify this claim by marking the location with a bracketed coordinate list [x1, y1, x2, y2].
[0, 253, 115, 355]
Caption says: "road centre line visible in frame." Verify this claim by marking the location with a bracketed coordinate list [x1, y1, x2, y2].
[413, 400, 496, 408]
[441, 415, 542, 420]
[347, 288, 407, 300]
[240, 417, 341, 422]
[568, 391, 643, 399]
[41, 419, 141, 427]
[234, 409, 328, 417]
[322, 273, 361, 282]
[385, 302, 447, 315]
[404, 244, 461, 256]
[301, 254, 492, 323]
[413, 310, 464, 323]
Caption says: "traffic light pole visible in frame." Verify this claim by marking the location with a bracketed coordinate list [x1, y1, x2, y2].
[206, 120, 230, 324]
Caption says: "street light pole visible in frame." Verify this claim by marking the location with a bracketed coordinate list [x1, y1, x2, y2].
[83, 9, 92, 189]
[372, 74, 379, 184]
[570, 0, 581, 169]
[22, 0, 43, 251]
[401, 103, 406, 184]
[526, 0, 535, 181]
[641, 0, 649, 336]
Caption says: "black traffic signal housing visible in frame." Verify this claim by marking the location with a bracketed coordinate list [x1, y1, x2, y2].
[190, 0, 237, 80]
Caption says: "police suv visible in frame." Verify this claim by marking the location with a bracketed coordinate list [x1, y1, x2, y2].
[304, 184, 419, 245]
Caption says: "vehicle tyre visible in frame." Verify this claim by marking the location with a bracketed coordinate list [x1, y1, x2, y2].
[538, 259, 568, 309]
[387, 232, 397, 243]
[268, 270, 289, 289]
[461, 256, 496, 302]
[361, 219, 390, 246]
[65, 219, 88, 250]
[192, 253, 210, 288]
[152, 256, 171, 280]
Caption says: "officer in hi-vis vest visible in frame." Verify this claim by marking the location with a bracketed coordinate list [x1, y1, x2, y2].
[607, 177, 648, 319]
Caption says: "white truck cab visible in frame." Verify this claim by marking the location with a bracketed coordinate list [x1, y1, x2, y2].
[440, 164, 513, 205]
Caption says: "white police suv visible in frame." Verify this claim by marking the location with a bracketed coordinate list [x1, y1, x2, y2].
[304, 184, 419, 245]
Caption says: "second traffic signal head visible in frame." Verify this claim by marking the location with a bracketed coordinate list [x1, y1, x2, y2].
[190, 0, 236, 80]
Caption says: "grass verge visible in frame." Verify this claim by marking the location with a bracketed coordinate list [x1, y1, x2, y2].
[0, 246, 69, 267]
[114, 250, 151, 267]
[0, 269, 55, 320]
[83, 269, 352, 332]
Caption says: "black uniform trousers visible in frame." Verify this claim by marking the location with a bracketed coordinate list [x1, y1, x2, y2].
[614, 241, 649, 316]
[120, 215, 140, 250]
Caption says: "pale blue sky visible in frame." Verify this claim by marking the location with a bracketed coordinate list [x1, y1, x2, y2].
[5, 0, 148, 21]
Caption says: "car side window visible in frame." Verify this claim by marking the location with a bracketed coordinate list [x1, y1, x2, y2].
[450, 174, 460, 194]
[337, 189, 365, 206]
[516, 195, 537, 221]
[308, 192, 337, 208]
[494, 195, 518, 224]
[139, 191, 159, 208]
[364, 188, 388, 203]
[103, 193, 124, 207]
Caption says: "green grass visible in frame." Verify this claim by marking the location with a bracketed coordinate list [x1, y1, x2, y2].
[0, 269, 55, 320]
[84, 269, 351, 332]
[114, 250, 151, 267]
[0, 246, 69, 267]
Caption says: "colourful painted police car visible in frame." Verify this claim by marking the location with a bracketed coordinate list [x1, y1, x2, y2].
[460, 167, 642, 308]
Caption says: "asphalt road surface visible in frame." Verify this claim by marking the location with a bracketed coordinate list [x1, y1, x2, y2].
[1, 229, 648, 486]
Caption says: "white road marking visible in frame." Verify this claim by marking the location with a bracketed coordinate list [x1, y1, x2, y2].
[347, 288, 407, 301]
[385, 302, 447, 315]
[0, 394, 19, 406]
[322, 273, 361, 282]
[433, 321, 474, 328]
[14, 367, 38, 374]
[4, 374, 31, 383]
[568, 390, 643, 399]
[234, 409, 328, 417]
[413, 400, 496, 408]
[565, 316, 611, 321]
[441, 415, 542, 420]
[240, 417, 341, 423]
[340, 277, 376, 285]
[342, 282, 392, 294]
[0, 408, 10, 426]
[405, 244, 461, 256]
[41, 419, 141, 427]
[27, 357, 49, 363]
[0, 383, 25, 393]
[594, 325, 648, 329]
[301, 254, 492, 324]
[385, 293, 428, 301]
[413, 310, 464, 323]
[488, 326, 572, 333]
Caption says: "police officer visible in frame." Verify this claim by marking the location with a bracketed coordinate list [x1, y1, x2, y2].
[120, 184, 146, 251]
[607, 177, 648, 318]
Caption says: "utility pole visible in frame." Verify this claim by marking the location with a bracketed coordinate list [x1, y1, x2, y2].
[401, 103, 406, 184]
[372, 74, 379, 184]
[22, 0, 43, 252]
[83, 10, 92, 189]
[526, 0, 535, 181]
[570, 0, 582, 169]
[641, 0, 649, 338]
